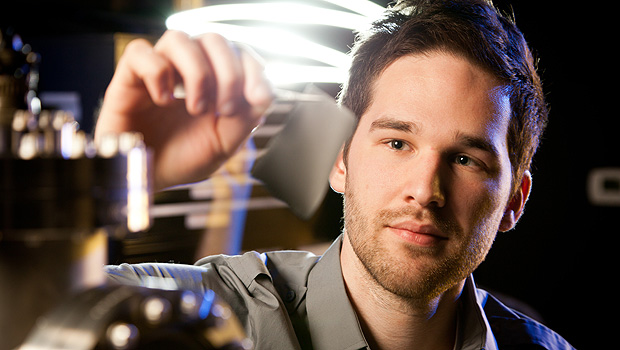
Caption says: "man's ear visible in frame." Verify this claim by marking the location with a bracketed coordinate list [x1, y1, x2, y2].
[329, 149, 347, 194]
[499, 171, 532, 232]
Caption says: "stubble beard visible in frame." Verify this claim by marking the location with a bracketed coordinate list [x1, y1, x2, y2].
[343, 186, 497, 303]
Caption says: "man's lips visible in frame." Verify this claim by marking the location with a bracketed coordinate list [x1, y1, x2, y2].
[386, 222, 448, 247]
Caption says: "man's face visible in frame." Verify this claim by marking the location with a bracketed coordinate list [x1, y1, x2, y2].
[331, 52, 519, 300]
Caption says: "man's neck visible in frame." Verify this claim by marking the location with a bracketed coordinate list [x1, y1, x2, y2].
[340, 235, 464, 350]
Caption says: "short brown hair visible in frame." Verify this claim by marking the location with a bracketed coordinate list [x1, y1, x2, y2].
[339, 0, 548, 196]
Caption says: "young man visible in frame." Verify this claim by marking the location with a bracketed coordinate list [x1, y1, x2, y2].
[99, 0, 574, 348]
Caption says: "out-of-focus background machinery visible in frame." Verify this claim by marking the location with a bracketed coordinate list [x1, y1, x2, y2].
[0, 1, 364, 347]
[0, 28, 251, 350]
[0, 3, 357, 344]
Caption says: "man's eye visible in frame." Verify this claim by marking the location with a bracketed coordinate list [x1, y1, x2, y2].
[455, 155, 474, 166]
[388, 139, 406, 150]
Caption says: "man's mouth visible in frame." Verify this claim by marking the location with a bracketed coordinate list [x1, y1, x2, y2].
[386, 221, 448, 247]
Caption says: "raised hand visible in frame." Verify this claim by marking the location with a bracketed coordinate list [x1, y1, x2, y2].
[95, 30, 273, 190]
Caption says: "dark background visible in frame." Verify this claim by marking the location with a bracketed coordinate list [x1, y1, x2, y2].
[2, 1, 615, 348]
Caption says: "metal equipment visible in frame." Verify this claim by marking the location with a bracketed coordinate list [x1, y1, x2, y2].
[0, 28, 250, 350]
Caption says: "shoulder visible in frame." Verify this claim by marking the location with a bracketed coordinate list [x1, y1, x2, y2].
[200, 249, 322, 292]
[263, 250, 321, 293]
[106, 250, 320, 290]
[264, 250, 321, 276]
[477, 289, 575, 350]
[195, 249, 319, 281]
[195, 251, 269, 285]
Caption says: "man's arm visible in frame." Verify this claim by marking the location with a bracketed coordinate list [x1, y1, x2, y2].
[95, 30, 273, 191]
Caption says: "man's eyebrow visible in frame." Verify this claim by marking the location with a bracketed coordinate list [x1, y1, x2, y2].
[369, 117, 419, 133]
[456, 133, 500, 157]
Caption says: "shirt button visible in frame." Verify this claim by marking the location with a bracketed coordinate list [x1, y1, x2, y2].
[284, 289, 296, 303]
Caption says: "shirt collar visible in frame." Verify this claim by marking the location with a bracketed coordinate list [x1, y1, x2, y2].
[306, 234, 498, 350]
[457, 275, 498, 350]
[306, 235, 368, 350]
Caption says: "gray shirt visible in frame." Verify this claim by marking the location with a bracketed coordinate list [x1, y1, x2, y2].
[105, 236, 574, 350]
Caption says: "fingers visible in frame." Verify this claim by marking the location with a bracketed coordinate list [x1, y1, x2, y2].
[113, 30, 273, 120]
[115, 38, 175, 105]
[193, 33, 273, 118]
[238, 43, 274, 118]
[151, 31, 272, 118]
[153, 31, 216, 115]
[194, 33, 244, 116]
[98, 30, 275, 189]
[95, 38, 172, 140]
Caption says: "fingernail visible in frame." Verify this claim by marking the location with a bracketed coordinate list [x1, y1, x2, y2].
[218, 101, 236, 116]
[193, 98, 209, 114]
[160, 90, 172, 104]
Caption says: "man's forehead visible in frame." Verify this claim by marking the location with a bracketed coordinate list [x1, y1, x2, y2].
[365, 54, 511, 121]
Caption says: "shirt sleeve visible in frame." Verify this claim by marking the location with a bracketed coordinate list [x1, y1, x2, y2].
[104, 252, 304, 350]
[103, 252, 266, 293]
[104, 262, 211, 291]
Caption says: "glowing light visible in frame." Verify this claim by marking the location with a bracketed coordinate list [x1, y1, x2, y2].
[324, 0, 385, 18]
[127, 146, 150, 232]
[165, 1, 386, 85]
[60, 121, 78, 159]
[265, 63, 347, 85]
[199, 289, 216, 319]
[179, 22, 351, 69]
[166, 3, 372, 30]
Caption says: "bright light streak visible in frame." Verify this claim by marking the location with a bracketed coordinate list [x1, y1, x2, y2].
[265, 64, 347, 85]
[172, 22, 350, 69]
[166, 3, 372, 30]
[322, 0, 386, 18]
[165, 1, 386, 85]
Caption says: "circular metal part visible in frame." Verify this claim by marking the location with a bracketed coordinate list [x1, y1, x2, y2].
[19, 285, 251, 350]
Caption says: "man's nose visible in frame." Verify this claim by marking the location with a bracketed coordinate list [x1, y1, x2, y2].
[404, 153, 446, 208]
